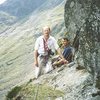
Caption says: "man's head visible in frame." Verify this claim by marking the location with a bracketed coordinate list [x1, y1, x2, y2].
[42, 26, 51, 38]
[62, 37, 69, 47]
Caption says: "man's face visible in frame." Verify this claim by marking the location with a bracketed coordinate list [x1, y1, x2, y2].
[62, 39, 69, 47]
[42, 27, 50, 37]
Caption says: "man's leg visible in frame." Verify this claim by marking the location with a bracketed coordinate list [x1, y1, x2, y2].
[35, 56, 46, 78]
[45, 58, 53, 73]
[51, 55, 60, 64]
[52, 58, 62, 67]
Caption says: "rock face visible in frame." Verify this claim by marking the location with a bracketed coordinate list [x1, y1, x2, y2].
[64, 0, 100, 89]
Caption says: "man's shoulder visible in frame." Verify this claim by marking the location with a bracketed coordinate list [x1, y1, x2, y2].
[49, 36, 56, 40]
[65, 46, 72, 50]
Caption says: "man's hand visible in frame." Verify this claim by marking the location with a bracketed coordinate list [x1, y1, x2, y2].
[62, 58, 68, 64]
[34, 61, 38, 67]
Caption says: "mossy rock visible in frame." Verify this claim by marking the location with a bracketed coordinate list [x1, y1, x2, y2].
[96, 77, 100, 89]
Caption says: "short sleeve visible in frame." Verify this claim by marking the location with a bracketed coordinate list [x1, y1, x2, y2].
[63, 47, 72, 58]
[53, 38, 59, 50]
[34, 38, 39, 50]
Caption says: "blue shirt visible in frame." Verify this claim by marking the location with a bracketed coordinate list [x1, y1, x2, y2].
[62, 46, 72, 62]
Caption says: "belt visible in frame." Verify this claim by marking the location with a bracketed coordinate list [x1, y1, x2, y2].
[39, 54, 48, 58]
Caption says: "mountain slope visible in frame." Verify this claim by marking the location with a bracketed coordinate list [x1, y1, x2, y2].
[0, 0, 46, 32]
[0, 0, 46, 18]
[0, 0, 65, 34]
[0, 0, 66, 99]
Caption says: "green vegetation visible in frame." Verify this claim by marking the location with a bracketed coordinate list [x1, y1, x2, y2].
[6, 83, 64, 100]
[6, 86, 22, 100]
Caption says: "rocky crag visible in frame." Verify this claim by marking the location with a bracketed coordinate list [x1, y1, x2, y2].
[64, 0, 100, 98]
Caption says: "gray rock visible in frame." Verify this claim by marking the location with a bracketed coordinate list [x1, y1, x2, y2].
[64, 0, 100, 90]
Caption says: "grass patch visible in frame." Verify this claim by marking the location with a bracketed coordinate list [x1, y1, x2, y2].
[6, 86, 22, 100]
[6, 83, 64, 100]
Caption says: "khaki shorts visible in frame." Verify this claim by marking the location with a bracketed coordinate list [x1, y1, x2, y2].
[35, 55, 53, 78]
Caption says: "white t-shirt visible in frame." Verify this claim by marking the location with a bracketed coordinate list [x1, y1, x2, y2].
[34, 36, 59, 55]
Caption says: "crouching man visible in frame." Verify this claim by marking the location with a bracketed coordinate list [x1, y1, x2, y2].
[52, 37, 73, 67]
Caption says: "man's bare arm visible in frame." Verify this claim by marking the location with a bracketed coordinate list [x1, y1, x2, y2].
[57, 48, 68, 63]
[34, 50, 38, 67]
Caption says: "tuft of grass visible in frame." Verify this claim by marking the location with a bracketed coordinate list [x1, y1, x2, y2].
[6, 83, 64, 100]
[36, 84, 64, 100]
[6, 86, 22, 100]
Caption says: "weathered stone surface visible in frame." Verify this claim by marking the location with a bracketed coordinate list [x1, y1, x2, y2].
[64, 0, 100, 90]
[33, 64, 98, 100]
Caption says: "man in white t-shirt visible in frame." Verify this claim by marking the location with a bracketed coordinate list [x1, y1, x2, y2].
[34, 26, 67, 78]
